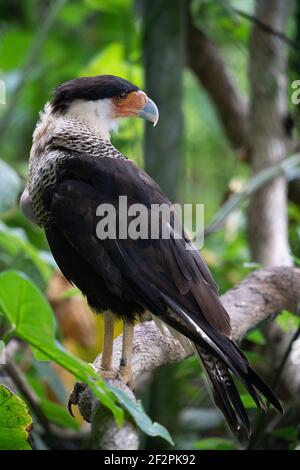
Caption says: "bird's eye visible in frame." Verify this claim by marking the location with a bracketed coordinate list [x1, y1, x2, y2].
[114, 93, 128, 103]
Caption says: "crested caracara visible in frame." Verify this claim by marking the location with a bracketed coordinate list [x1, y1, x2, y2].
[20, 75, 282, 436]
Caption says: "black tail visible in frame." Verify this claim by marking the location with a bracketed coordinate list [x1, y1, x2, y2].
[197, 348, 251, 436]
[194, 340, 283, 436]
[159, 292, 283, 436]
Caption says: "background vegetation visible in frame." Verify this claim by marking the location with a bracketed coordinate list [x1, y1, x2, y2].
[0, 0, 299, 450]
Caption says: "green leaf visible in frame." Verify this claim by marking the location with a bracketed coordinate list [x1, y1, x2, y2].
[0, 385, 32, 450]
[0, 270, 56, 339]
[31, 346, 52, 362]
[0, 28, 31, 70]
[59, 2, 90, 26]
[0, 271, 122, 424]
[85, 0, 131, 13]
[0, 222, 52, 288]
[40, 398, 79, 431]
[240, 393, 257, 409]
[0, 160, 21, 213]
[195, 437, 236, 450]
[0, 271, 172, 443]
[276, 310, 300, 333]
[244, 350, 264, 365]
[81, 43, 142, 87]
[62, 287, 82, 299]
[245, 329, 266, 345]
[272, 426, 298, 442]
[111, 387, 174, 445]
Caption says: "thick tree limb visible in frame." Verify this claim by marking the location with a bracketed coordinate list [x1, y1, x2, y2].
[248, 0, 293, 266]
[76, 267, 300, 450]
[186, 7, 249, 153]
[187, 2, 300, 207]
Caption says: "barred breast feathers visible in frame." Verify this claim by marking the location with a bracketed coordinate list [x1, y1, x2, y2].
[29, 102, 122, 169]
[27, 103, 124, 227]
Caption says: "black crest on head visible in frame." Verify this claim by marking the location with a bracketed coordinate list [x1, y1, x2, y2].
[51, 75, 139, 113]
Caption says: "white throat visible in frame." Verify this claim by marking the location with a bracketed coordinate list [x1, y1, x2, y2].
[65, 98, 119, 140]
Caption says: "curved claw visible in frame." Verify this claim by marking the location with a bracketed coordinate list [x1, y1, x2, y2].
[68, 399, 75, 418]
[68, 382, 86, 417]
[117, 364, 135, 390]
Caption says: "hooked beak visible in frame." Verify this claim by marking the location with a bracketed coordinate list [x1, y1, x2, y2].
[112, 90, 159, 127]
[138, 98, 159, 127]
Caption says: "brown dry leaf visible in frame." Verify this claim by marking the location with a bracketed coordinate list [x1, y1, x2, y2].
[47, 270, 97, 350]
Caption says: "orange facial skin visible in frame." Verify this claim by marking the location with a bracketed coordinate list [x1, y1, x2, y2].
[112, 90, 148, 118]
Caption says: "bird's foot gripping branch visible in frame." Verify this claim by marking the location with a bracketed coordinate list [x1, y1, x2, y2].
[71, 267, 300, 450]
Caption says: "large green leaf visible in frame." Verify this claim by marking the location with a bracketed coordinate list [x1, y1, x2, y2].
[0, 160, 22, 213]
[0, 271, 172, 443]
[0, 222, 52, 289]
[0, 270, 121, 424]
[111, 387, 174, 445]
[0, 385, 32, 450]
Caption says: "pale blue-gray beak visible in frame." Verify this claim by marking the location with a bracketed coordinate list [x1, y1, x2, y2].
[138, 98, 159, 127]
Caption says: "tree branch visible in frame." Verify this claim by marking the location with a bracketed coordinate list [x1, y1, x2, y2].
[186, 5, 249, 153]
[203, 153, 300, 237]
[233, 8, 298, 49]
[186, 1, 300, 208]
[75, 267, 300, 450]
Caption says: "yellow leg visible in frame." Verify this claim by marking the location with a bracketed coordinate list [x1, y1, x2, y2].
[117, 321, 134, 389]
[68, 311, 116, 416]
[100, 311, 116, 379]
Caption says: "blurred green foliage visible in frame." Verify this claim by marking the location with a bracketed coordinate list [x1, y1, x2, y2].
[0, 0, 299, 451]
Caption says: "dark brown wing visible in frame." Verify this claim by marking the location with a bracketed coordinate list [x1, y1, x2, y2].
[43, 151, 282, 433]
[43, 152, 231, 337]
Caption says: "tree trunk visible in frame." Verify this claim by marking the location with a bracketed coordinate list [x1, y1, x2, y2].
[248, 0, 294, 266]
[141, 0, 185, 201]
[247, 0, 299, 429]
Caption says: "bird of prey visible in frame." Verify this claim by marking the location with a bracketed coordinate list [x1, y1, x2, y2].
[21, 75, 282, 436]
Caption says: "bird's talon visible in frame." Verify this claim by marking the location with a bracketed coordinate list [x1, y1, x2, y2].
[68, 381, 86, 417]
[68, 399, 75, 418]
[99, 368, 117, 381]
[117, 365, 135, 390]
